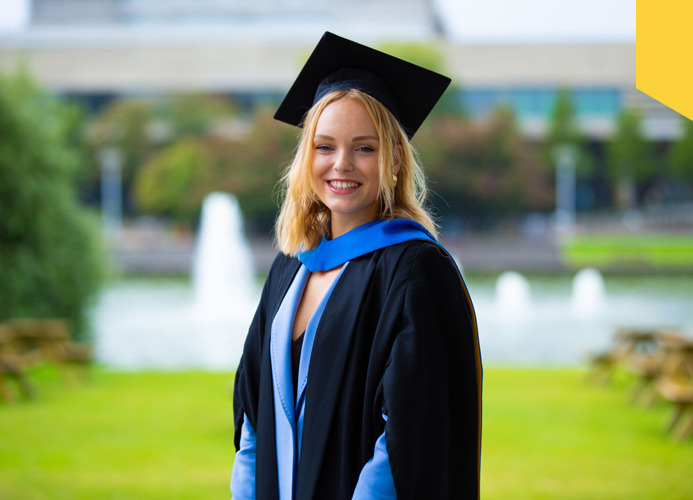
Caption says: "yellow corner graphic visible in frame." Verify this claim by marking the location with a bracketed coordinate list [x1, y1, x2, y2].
[637, 1, 693, 120]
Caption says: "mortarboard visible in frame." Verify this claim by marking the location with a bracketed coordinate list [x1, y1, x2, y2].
[273, 32, 451, 139]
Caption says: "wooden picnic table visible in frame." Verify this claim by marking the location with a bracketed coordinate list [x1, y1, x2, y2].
[587, 327, 673, 386]
[0, 319, 92, 403]
[0, 323, 36, 402]
[655, 335, 693, 441]
[622, 328, 681, 406]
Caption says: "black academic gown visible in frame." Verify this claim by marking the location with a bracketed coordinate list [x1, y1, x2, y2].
[233, 239, 482, 500]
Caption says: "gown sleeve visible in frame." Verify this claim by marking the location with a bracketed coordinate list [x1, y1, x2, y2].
[230, 413, 256, 500]
[350, 414, 397, 500]
[381, 242, 481, 500]
[232, 254, 290, 497]
[233, 254, 281, 450]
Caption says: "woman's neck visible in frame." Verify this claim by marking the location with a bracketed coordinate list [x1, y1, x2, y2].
[330, 211, 380, 239]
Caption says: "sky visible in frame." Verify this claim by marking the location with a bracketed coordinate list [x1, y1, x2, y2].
[437, 0, 635, 43]
[0, 0, 29, 31]
[0, 0, 636, 43]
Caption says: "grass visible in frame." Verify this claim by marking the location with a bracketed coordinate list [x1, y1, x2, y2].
[481, 368, 693, 500]
[1, 366, 692, 499]
[0, 367, 236, 500]
[560, 234, 693, 269]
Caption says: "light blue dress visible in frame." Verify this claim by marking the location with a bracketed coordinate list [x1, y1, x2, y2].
[231, 262, 396, 500]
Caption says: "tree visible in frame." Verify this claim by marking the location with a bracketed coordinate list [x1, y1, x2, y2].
[542, 88, 592, 174]
[162, 93, 239, 138]
[133, 137, 214, 223]
[415, 105, 551, 225]
[132, 107, 296, 232]
[669, 117, 693, 182]
[88, 93, 240, 216]
[230, 107, 298, 231]
[90, 100, 157, 179]
[606, 108, 653, 208]
[88, 100, 158, 214]
[0, 70, 107, 340]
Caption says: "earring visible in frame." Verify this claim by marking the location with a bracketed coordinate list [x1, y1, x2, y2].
[392, 174, 398, 184]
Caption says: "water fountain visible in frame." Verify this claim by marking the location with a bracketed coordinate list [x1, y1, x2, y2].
[94, 192, 259, 370]
[494, 271, 532, 322]
[192, 193, 256, 320]
[570, 268, 606, 318]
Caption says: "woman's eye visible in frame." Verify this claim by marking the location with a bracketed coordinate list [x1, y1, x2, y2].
[357, 146, 375, 153]
[316, 145, 332, 151]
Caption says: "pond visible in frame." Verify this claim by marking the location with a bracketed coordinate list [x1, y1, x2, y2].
[468, 273, 693, 364]
[91, 273, 693, 369]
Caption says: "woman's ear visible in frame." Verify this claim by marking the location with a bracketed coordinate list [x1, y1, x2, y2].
[393, 144, 403, 177]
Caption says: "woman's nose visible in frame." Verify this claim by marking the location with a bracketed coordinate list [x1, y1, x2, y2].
[332, 149, 353, 172]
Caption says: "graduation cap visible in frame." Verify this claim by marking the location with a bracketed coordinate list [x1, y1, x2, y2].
[274, 32, 451, 139]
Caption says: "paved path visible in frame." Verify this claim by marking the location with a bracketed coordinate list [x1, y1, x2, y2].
[110, 235, 565, 274]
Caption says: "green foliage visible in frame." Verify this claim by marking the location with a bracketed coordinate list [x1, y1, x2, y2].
[0, 70, 107, 339]
[133, 138, 213, 223]
[162, 93, 239, 137]
[89, 100, 157, 185]
[542, 89, 592, 174]
[232, 108, 297, 229]
[88, 94, 239, 216]
[669, 118, 693, 181]
[546, 89, 580, 147]
[415, 105, 551, 221]
[132, 107, 295, 230]
[607, 108, 653, 182]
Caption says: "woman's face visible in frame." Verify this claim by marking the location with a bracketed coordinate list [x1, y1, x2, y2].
[311, 98, 381, 235]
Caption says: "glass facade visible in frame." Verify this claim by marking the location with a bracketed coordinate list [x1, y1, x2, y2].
[460, 87, 621, 119]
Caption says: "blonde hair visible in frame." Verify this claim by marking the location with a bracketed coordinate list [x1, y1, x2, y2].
[275, 88, 438, 256]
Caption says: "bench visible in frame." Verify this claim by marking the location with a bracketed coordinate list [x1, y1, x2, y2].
[0, 324, 36, 402]
[587, 327, 666, 386]
[0, 319, 92, 403]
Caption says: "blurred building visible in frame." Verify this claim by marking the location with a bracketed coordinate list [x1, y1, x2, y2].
[29, 0, 442, 37]
[0, 0, 680, 140]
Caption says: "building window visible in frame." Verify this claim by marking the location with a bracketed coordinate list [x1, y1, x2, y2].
[460, 87, 621, 119]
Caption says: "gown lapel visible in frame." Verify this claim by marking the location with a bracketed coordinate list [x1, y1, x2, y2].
[270, 265, 310, 500]
[270, 261, 351, 500]
[294, 263, 349, 461]
[255, 256, 301, 500]
[295, 257, 374, 500]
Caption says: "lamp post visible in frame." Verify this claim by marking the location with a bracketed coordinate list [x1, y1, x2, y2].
[554, 145, 576, 238]
[100, 147, 123, 242]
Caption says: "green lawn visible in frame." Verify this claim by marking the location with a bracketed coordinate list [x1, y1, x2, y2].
[560, 234, 693, 269]
[0, 368, 236, 500]
[1, 367, 691, 499]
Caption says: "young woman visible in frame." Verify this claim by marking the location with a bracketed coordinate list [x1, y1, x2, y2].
[231, 32, 482, 500]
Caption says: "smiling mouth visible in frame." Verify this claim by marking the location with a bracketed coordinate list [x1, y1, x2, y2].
[328, 180, 361, 191]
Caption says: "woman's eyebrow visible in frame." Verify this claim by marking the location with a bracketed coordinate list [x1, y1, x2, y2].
[314, 134, 334, 141]
[313, 134, 379, 142]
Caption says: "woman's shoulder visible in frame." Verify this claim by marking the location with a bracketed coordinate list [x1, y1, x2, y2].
[259, 251, 301, 292]
[268, 250, 299, 272]
[382, 238, 458, 274]
[366, 239, 463, 297]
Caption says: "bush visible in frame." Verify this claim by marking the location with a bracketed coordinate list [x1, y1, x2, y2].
[415, 106, 552, 224]
[132, 107, 295, 232]
[133, 137, 213, 223]
[0, 70, 107, 340]
[669, 117, 693, 182]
